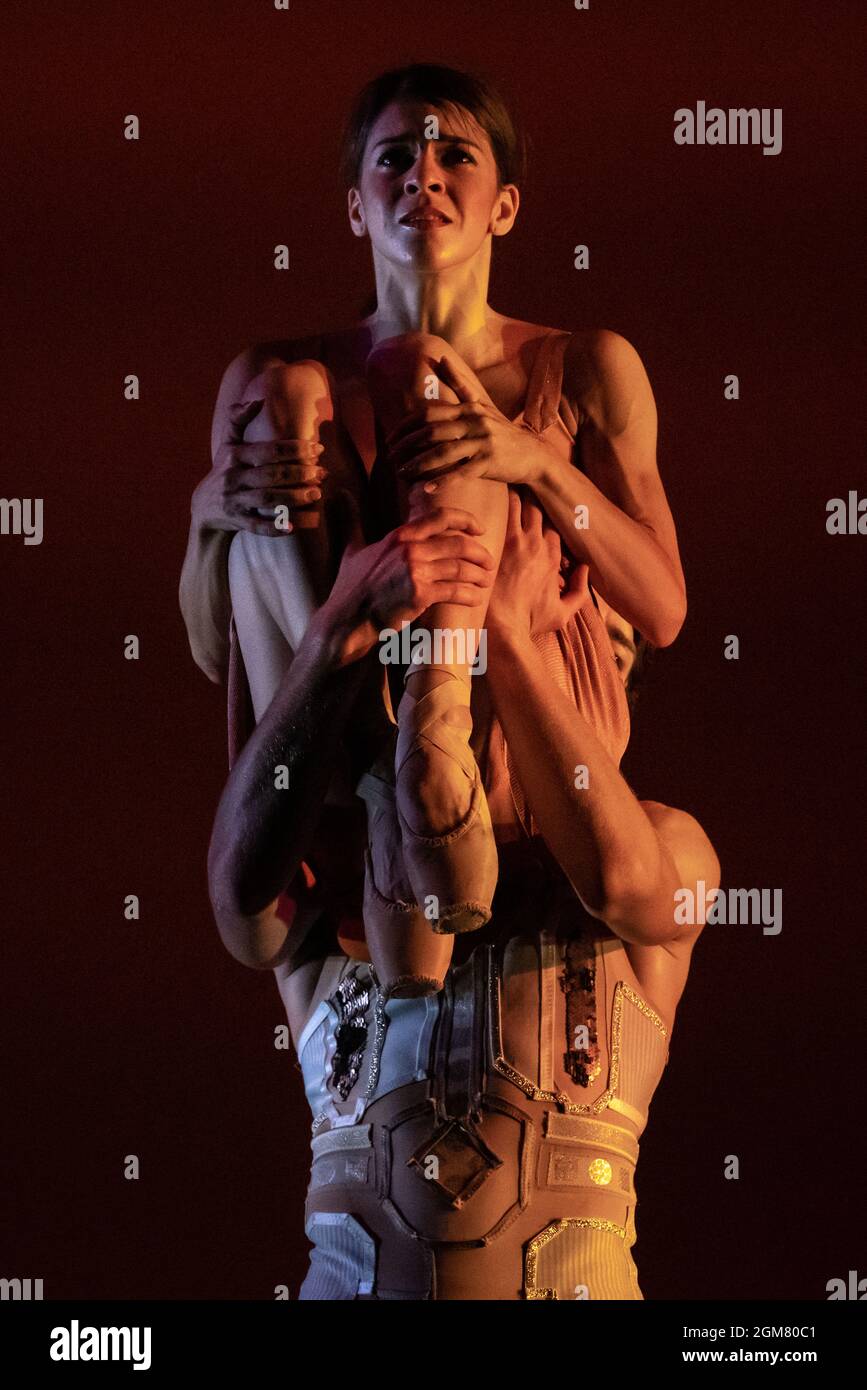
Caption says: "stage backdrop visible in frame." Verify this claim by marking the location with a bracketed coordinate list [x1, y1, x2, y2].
[2, 0, 864, 1299]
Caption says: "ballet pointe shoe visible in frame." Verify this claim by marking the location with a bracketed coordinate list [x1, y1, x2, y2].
[356, 748, 453, 1000]
[395, 666, 499, 935]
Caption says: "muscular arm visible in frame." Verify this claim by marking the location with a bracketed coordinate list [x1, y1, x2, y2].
[207, 612, 376, 970]
[532, 330, 686, 647]
[485, 626, 719, 946]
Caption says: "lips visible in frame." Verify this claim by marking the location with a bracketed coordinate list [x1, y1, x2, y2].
[399, 209, 451, 227]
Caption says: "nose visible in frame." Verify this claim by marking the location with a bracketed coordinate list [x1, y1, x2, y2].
[403, 142, 444, 195]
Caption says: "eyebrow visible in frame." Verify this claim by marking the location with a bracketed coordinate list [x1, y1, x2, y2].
[372, 131, 482, 150]
[610, 630, 637, 658]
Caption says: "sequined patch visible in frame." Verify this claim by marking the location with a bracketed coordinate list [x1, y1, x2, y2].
[588, 1158, 612, 1186]
[559, 928, 602, 1086]
[329, 972, 371, 1101]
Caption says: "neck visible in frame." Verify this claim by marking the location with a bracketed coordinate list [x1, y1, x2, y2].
[366, 248, 502, 369]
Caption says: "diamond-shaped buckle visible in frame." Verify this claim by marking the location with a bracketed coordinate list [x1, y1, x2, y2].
[407, 1120, 502, 1208]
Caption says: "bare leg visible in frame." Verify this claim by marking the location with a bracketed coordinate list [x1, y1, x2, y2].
[241, 360, 338, 619]
[366, 333, 508, 933]
[236, 358, 452, 995]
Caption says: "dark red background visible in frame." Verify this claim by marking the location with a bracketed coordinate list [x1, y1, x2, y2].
[2, 0, 864, 1300]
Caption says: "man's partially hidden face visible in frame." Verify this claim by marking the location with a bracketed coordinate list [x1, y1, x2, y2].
[556, 555, 638, 689]
[595, 594, 638, 687]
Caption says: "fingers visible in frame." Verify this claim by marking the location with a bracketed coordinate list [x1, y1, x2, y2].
[385, 402, 481, 446]
[502, 486, 540, 540]
[232, 439, 325, 468]
[235, 483, 323, 511]
[520, 491, 544, 533]
[224, 467, 325, 533]
[498, 489, 525, 558]
[426, 580, 494, 607]
[234, 460, 326, 489]
[226, 399, 265, 443]
[505, 487, 522, 530]
[389, 416, 483, 469]
[564, 559, 591, 602]
[403, 460, 487, 501]
[543, 525, 562, 565]
[549, 558, 590, 623]
[396, 437, 484, 477]
[224, 449, 327, 523]
[411, 554, 495, 610]
[231, 513, 298, 538]
[435, 352, 496, 408]
[414, 532, 496, 570]
[396, 506, 485, 540]
[435, 355, 476, 404]
[422, 555, 495, 589]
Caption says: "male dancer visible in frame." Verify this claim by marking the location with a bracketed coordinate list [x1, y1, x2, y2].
[207, 488, 719, 1300]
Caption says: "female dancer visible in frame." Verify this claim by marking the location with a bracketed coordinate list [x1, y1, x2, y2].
[182, 63, 686, 997]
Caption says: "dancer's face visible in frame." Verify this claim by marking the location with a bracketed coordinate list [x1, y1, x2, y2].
[594, 594, 638, 686]
[348, 99, 519, 272]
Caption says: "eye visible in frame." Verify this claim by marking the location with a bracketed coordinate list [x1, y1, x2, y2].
[444, 146, 476, 165]
[375, 144, 476, 169]
[376, 146, 412, 170]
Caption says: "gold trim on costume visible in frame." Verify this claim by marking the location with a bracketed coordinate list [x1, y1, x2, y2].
[488, 949, 668, 1117]
[543, 1111, 640, 1164]
[524, 1217, 628, 1300]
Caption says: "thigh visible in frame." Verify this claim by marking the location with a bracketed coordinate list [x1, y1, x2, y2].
[227, 529, 316, 722]
[230, 366, 369, 719]
[228, 528, 379, 809]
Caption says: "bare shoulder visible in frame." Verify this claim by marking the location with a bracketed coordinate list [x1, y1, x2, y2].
[641, 800, 719, 880]
[621, 800, 719, 1017]
[560, 327, 655, 426]
[641, 798, 720, 952]
[563, 326, 647, 371]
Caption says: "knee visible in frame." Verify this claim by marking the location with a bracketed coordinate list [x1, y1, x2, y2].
[244, 359, 334, 438]
[366, 335, 454, 417]
[265, 359, 333, 407]
[366, 332, 450, 376]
